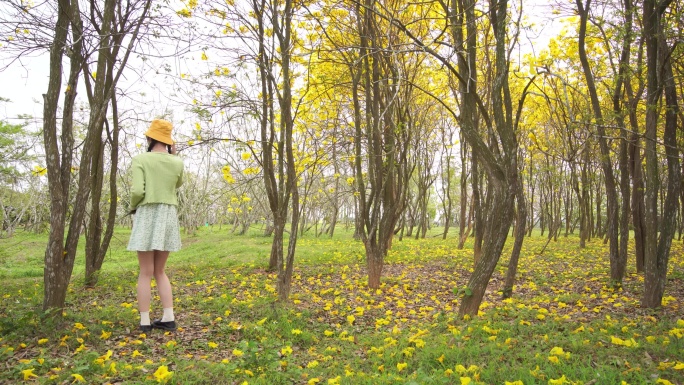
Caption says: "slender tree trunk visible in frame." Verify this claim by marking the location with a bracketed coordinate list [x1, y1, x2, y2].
[613, 0, 634, 280]
[84, 135, 105, 286]
[576, 0, 623, 283]
[626, 68, 646, 274]
[460, 179, 515, 314]
[42, 0, 72, 313]
[457, 134, 469, 248]
[642, 1, 680, 306]
[272, 0, 299, 301]
[472, 156, 483, 262]
[502, 177, 526, 298]
[459, 0, 518, 315]
[642, 0, 661, 306]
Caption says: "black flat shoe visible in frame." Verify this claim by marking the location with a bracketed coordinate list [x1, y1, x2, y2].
[152, 319, 177, 331]
[140, 324, 153, 333]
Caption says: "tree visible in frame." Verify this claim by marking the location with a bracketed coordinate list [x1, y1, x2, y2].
[576, 0, 625, 285]
[397, 0, 535, 314]
[40, 0, 86, 313]
[0, 112, 35, 180]
[0, 114, 41, 237]
[351, 0, 411, 288]
[253, 0, 301, 301]
[1, 0, 152, 312]
[641, 0, 680, 308]
[83, 0, 153, 286]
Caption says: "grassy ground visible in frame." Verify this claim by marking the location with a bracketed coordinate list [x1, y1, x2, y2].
[0, 226, 683, 384]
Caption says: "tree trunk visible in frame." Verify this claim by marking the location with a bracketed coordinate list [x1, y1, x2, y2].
[502, 176, 526, 299]
[90, 107, 121, 285]
[84, 135, 105, 286]
[457, 134, 469, 247]
[365, 240, 383, 289]
[42, 0, 83, 313]
[613, 0, 633, 282]
[271, 217, 285, 286]
[626, 64, 646, 274]
[642, 2, 680, 306]
[458, 0, 518, 315]
[472, 155, 483, 262]
[353, 0, 411, 289]
[460, 179, 515, 315]
[576, 0, 623, 283]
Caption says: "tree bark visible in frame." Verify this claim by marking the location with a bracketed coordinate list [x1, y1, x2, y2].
[353, 0, 411, 289]
[576, 0, 624, 283]
[459, 0, 519, 315]
[42, 0, 73, 313]
[612, 0, 634, 282]
[625, 50, 646, 273]
[457, 132, 469, 247]
[642, 0, 679, 307]
[502, 177, 526, 298]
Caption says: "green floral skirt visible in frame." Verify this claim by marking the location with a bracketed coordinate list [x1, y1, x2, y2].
[127, 203, 182, 252]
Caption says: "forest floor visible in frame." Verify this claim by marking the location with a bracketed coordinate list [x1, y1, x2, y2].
[0, 227, 683, 384]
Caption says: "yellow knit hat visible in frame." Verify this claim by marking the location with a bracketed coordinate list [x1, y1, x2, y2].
[144, 119, 174, 145]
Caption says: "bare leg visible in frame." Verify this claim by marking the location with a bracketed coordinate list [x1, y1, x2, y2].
[137, 251, 155, 325]
[153, 250, 173, 308]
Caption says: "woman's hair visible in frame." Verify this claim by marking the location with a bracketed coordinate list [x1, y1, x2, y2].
[147, 138, 172, 154]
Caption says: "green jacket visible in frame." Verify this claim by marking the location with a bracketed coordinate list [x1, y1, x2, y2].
[130, 152, 184, 211]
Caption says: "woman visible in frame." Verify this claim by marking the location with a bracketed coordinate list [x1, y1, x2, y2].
[127, 119, 184, 333]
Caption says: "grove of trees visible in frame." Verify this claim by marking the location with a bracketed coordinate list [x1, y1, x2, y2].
[0, 0, 682, 316]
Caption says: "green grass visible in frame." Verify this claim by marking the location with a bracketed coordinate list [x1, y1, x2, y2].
[0, 226, 683, 384]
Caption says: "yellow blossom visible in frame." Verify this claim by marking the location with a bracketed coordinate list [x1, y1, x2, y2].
[21, 368, 38, 380]
[153, 365, 173, 383]
[548, 375, 568, 385]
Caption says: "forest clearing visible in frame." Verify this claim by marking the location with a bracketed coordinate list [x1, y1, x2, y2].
[0, 228, 683, 384]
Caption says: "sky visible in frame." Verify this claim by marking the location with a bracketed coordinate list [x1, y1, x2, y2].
[1, 54, 50, 122]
